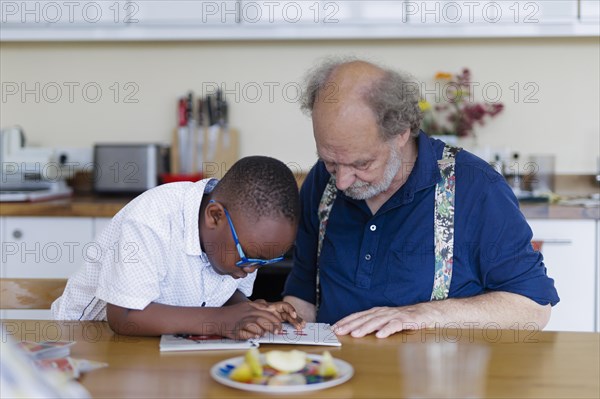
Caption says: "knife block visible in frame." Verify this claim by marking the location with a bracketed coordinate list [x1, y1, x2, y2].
[170, 126, 239, 180]
[201, 126, 239, 180]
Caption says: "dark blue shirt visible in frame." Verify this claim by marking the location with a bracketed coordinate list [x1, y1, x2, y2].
[283, 132, 560, 324]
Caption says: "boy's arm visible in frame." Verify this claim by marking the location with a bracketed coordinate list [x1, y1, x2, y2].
[222, 290, 305, 329]
[224, 289, 250, 305]
[106, 301, 284, 339]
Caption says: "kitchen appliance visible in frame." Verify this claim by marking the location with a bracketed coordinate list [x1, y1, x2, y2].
[93, 143, 169, 194]
[0, 126, 72, 202]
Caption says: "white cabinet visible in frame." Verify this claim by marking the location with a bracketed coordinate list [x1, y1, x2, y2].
[1, 216, 97, 319]
[93, 217, 112, 239]
[1, 217, 94, 279]
[528, 220, 597, 332]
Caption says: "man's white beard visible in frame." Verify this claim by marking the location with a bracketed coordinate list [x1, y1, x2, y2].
[344, 146, 403, 200]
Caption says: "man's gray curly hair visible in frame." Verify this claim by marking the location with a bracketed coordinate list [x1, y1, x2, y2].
[300, 57, 423, 139]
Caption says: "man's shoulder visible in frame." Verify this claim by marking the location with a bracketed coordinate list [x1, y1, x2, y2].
[300, 161, 332, 196]
[454, 148, 506, 188]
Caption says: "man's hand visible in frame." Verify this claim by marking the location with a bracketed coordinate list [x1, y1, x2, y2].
[250, 299, 306, 330]
[333, 303, 441, 339]
[219, 301, 288, 340]
[332, 292, 552, 338]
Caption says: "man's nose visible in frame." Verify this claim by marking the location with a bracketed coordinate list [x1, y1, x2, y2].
[335, 166, 356, 191]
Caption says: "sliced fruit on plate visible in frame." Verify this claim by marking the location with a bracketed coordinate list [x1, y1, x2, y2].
[265, 350, 307, 373]
[318, 351, 338, 377]
[245, 347, 263, 377]
[267, 373, 307, 386]
[229, 362, 253, 383]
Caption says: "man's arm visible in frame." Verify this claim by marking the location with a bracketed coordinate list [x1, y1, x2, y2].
[333, 291, 551, 338]
[283, 295, 316, 323]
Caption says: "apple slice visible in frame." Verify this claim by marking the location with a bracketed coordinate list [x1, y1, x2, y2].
[265, 350, 307, 373]
[318, 351, 338, 377]
[229, 362, 253, 383]
[245, 347, 263, 377]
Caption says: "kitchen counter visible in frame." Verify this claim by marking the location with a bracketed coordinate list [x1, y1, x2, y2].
[0, 195, 134, 217]
[1, 195, 598, 219]
[520, 203, 599, 220]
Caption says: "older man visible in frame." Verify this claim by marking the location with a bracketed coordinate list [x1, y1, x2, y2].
[283, 59, 559, 338]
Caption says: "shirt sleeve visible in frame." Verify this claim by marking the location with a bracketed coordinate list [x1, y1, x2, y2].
[469, 178, 560, 306]
[95, 219, 166, 310]
[236, 272, 257, 297]
[282, 163, 327, 304]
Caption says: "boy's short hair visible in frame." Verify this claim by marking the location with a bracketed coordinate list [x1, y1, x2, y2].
[212, 156, 300, 223]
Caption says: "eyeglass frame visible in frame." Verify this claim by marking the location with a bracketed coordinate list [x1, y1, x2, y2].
[209, 200, 285, 268]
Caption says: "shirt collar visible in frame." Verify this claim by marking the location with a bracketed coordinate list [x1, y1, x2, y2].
[400, 130, 444, 199]
[183, 178, 218, 258]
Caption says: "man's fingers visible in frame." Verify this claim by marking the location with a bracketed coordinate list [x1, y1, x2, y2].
[349, 316, 392, 338]
[375, 319, 405, 338]
[333, 307, 382, 333]
[334, 311, 381, 335]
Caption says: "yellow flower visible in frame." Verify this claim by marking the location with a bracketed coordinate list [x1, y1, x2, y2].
[418, 99, 431, 112]
[435, 72, 453, 80]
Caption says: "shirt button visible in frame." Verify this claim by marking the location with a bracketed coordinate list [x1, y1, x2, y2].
[365, 254, 372, 261]
[370, 224, 377, 232]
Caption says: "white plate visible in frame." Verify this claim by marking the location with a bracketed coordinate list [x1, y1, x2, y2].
[210, 354, 354, 393]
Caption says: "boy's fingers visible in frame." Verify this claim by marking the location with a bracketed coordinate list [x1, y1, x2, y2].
[283, 313, 305, 329]
[248, 302, 286, 321]
[249, 307, 283, 326]
[238, 323, 265, 339]
[274, 301, 297, 316]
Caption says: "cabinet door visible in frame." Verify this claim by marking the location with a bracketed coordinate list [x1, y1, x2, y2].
[528, 220, 596, 332]
[1, 217, 93, 279]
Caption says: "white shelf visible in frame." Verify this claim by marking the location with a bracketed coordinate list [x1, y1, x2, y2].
[1, 0, 598, 41]
[1, 21, 598, 41]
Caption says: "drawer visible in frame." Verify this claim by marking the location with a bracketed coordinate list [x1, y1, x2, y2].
[1, 217, 94, 279]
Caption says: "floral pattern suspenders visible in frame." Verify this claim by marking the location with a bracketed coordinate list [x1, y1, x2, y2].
[315, 145, 461, 310]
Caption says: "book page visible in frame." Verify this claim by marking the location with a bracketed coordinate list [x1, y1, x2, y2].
[258, 323, 341, 346]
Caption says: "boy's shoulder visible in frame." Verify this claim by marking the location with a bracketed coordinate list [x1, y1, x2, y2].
[116, 180, 208, 225]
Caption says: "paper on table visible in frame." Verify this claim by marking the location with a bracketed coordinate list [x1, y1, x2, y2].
[18, 341, 75, 360]
[159, 323, 341, 352]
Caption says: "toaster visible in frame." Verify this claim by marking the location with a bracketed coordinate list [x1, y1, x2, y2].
[93, 143, 169, 194]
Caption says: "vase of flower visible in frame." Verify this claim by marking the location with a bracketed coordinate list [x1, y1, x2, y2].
[419, 69, 504, 147]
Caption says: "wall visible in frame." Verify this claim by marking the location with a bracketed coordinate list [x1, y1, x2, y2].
[1, 37, 598, 173]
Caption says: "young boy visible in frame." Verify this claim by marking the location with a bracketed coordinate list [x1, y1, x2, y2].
[52, 156, 303, 339]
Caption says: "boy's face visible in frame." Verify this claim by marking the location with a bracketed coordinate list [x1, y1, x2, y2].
[202, 202, 296, 279]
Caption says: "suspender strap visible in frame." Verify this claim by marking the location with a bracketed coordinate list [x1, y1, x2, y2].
[430, 145, 461, 300]
[316, 144, 461, 312]
[315, 176, 338, 310]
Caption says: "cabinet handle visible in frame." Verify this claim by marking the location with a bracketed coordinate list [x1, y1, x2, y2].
[12, 229, 23, 239]
[532, 239, 572, 245]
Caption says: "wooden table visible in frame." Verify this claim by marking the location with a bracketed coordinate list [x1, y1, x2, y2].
[2, 320, 598, 398]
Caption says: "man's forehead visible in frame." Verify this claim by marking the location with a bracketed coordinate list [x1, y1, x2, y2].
[317, 145, 380, 166]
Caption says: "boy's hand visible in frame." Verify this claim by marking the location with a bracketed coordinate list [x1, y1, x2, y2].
[249, 300, 306, 330]
[219, 302, 285, 340]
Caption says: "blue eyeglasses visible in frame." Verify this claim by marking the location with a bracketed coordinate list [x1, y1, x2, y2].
[210, 200, 285, 268]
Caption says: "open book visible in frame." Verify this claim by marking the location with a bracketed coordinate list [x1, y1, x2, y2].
[159, 323, 341, 352]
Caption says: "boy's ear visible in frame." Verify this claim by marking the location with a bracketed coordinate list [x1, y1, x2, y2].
[205, 202, 223, 229]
